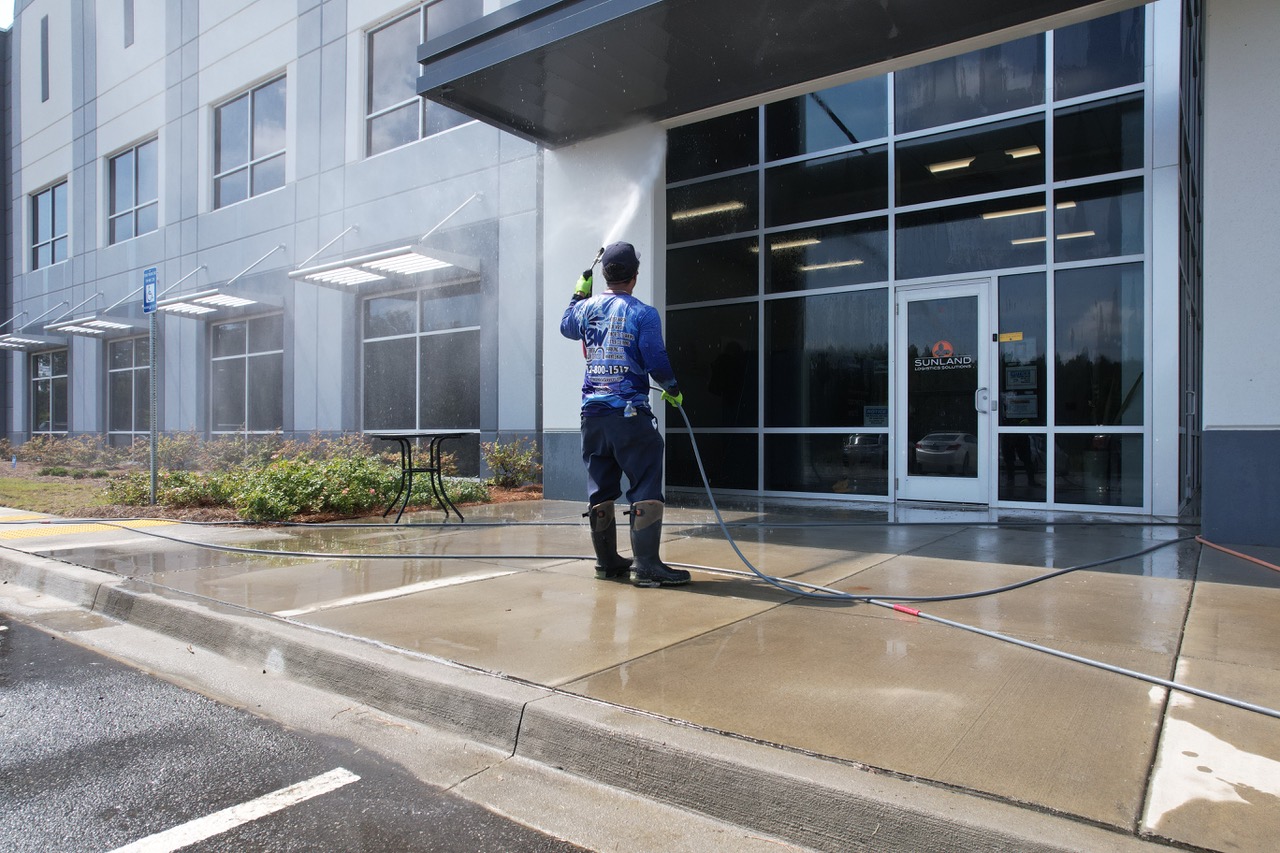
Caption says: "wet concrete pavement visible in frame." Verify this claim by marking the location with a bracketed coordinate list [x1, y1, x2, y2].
[1, 501, 1278, 852]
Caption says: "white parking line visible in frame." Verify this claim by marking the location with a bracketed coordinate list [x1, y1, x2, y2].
[108, 767, 360, 853]
[274, 570, 518, 618]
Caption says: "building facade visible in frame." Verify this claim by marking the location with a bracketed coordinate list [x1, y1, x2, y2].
[5, 0, 542, 474]
[538, 1, 1203, 522]
[7, 0, 1277, 544]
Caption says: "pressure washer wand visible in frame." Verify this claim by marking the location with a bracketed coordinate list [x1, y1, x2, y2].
[585, 246, 604, 282]
[580, 247, 604, 359]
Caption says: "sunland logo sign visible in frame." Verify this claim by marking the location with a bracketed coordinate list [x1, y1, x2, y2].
[914, 340, 974, 372]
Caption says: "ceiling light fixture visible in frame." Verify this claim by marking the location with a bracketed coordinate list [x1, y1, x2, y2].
[926, 157, 975, 174]
[1005, 145, 1042, 158]
[670, 201, 746, 221]
[983, 204, 1046, 220]
[799, 259, 864, 271]
[1010, 236, 1048, 245]
[1056, 230, 1097, 240]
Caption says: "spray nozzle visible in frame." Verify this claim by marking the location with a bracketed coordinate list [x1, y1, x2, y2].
[584, 247, 604, 280]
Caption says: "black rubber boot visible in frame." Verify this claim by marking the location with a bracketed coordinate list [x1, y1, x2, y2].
[586, 501, 632, 580]
[628, 501, 691, 588]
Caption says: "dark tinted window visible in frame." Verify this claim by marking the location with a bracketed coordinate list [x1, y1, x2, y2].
[896, 194, 1047, 280]
[1054, 94, 1144, 181]
[897, 115, 1045, 207]
[1054, 8, 1144, 100]
[668, 238, 758, 304]
[766, 76, 888, 160]
[1054, 178, 1143, 262]
[666, 432, 757, 490]
[667, 109, 758, 183]
[766, 218, 888, 293]
[766, 433, 887, 496]
[667, 173, 758, 243]
[895, 36, 1044, 133]
[764, 146, 887, 227]
[666, 303, 758, 428]
[1053, 433, 1143, 507]
[765, 289, 888, 427]
[1054, 263, 1144, 426]
[997, 272, 1046, 427]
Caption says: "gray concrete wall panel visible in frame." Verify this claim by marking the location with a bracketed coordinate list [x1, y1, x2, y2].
[1202, 430, 1280, 546]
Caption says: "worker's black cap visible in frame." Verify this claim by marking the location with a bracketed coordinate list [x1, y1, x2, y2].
[601, 241, 641, 282]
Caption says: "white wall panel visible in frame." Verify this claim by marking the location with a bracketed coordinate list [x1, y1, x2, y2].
[1203, 0, 1280, 429]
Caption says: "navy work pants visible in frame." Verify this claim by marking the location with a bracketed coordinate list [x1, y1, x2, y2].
[581, 410, 665, 506]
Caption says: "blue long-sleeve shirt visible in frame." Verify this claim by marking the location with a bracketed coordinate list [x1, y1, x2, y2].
[560, 291, 679, 416]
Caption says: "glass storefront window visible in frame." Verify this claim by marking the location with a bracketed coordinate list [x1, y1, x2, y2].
[668, 238, 758, 304]
[666, 303, 758, 428]
[896, 193, 1047, 280]
[999, 433, 1047, 502]
[667, 108, 758, 183]
[664, 12, 1154, 510]
[1053, 433, 1143, 507]
[420, 280, 481, 332]
[1054, 8, 1145, 101]
[998, 272, 1047, 427]
[895, 36, 1044, 134]
[765, 76, 888, 160]
[108, 337, 150, 441]
[896, 115, 1045, 207]
[765, 289, 888, 427]
[764, 146, 887, 227]
[1054, 93, 1144, 181]
[765, 218, 888, 293]
[364, 337, 415, 428]
[211, 315, 283, 433]
[364, 292, 417, 338]
[666, 432, 757, 491]
[765, 433, 887, 496]
[1055, 263, 1144, 426]
[31, 350, 68, 433]
[1054, 178, 1143, 262]
[667, 172, 758, 243]
[420, 330, 479, 428]
[362, 287, 481, 452]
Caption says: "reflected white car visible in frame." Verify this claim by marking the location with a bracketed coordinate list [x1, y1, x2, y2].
[914, 432, 977, 475]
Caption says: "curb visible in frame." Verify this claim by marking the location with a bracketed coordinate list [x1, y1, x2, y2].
[1, 551, 1172, 852]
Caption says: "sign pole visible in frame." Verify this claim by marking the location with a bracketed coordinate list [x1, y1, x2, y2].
[143, 267, 158, 505]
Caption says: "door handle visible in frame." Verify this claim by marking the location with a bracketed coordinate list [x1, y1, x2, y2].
[974, 386, 991, 413]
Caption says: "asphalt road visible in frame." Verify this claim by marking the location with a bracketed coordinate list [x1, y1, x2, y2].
[0, 614, 585, 853]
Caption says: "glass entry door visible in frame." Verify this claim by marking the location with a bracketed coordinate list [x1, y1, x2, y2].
[895, 281, 991, 503]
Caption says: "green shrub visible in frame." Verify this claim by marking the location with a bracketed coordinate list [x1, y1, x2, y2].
[104, 472, 151, 505]
[39, 466, 71, 477]
[480, 437, 541, 487]
[95, 431, 498, 521]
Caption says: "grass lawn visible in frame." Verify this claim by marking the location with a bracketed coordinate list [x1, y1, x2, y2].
[0, 473, 113, 515]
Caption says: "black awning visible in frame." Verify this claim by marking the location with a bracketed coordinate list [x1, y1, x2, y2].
[418, 0, 1146, 147]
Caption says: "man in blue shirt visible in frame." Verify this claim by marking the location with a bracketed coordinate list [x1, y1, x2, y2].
[559, 242, 690, 587]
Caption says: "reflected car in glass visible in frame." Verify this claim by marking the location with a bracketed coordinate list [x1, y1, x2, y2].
[914, 432, 978, 475]
[843, 433, 889, 467]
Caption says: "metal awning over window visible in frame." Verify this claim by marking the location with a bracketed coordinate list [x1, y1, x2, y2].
[288, 194, 482, 290]
[156, 248, 285, 319]
[416, 0, 1146, 147]
[0, 302, 69, 351]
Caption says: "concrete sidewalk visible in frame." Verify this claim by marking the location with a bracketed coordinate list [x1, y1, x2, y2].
[1, 500, 1278, 852]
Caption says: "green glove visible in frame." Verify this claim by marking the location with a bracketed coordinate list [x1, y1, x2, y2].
[574, 271, 593, 298]
[662, 389, 684, 408]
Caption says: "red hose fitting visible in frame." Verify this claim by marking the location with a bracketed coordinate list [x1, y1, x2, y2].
[892, 604, 921, 617]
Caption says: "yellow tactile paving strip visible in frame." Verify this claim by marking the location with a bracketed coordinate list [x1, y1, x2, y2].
[0, 518, 178, 540]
